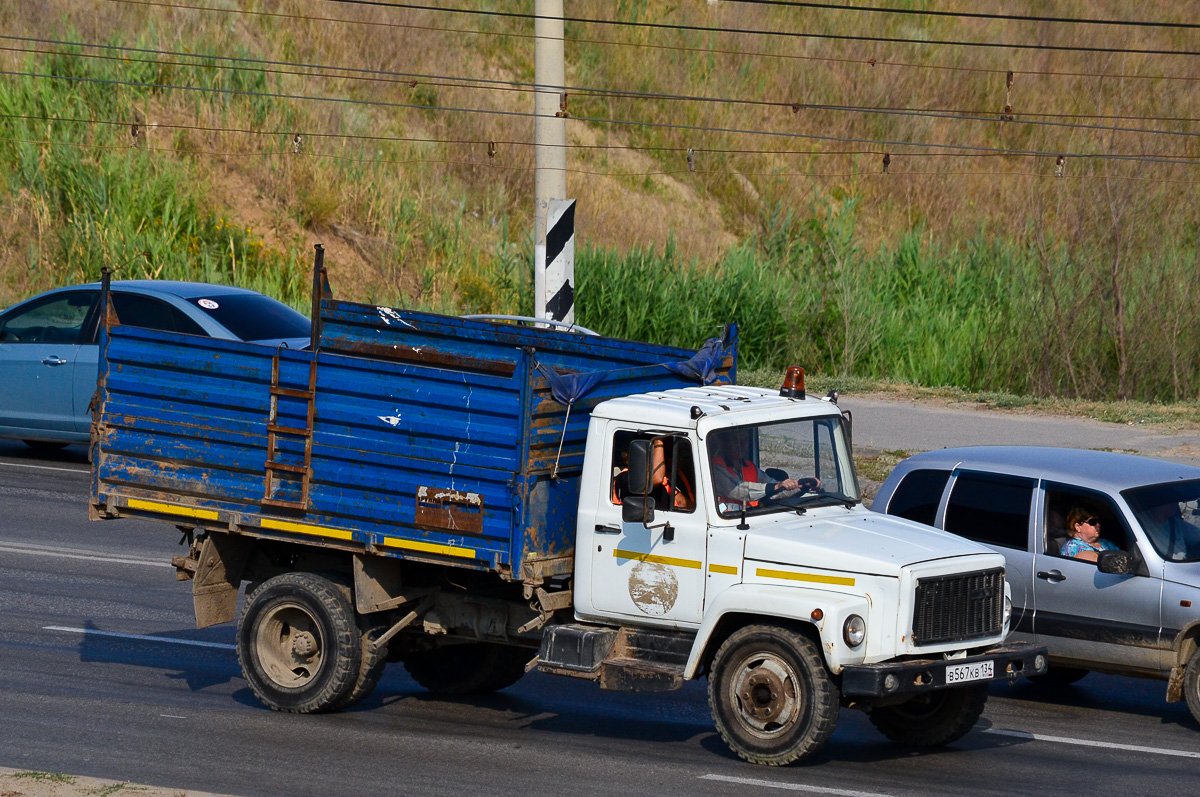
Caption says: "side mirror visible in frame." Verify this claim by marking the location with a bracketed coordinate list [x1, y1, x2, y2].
[626, 439, 653, 496]
[622, 495, 656, 525]
[1098, 550, 1136, 575]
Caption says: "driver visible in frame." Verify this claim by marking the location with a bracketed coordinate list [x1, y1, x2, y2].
[710, 428, 818, 508]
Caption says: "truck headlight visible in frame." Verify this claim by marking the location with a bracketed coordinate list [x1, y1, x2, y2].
[843, 614, 866, 647]
[1004, 594, 1012, 628]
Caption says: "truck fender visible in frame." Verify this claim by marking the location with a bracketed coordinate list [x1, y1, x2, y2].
[683, 583, 870, 679]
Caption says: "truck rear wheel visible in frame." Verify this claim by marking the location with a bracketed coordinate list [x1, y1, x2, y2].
[403, 642, 530, 695]
[868, 684, 988, 746]
[334, 621, 389, 710]
[238, 572, 362, 713]
[707, 625, 839, 766]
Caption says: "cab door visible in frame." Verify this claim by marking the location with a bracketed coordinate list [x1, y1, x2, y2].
[589, 431, 708, 625]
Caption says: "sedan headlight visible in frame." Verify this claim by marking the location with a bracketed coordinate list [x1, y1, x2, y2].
[843, 614, 866, 648]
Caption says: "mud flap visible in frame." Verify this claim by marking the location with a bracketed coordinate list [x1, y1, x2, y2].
[191, 534, 252, 629]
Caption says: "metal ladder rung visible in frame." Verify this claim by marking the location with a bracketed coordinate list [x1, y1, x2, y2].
[268, 423, 309, 436]
[265, 461, 309, 474]
[270, 386, 315, 399]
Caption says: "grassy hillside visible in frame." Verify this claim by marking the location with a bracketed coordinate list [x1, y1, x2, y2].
[1, 1, 1197, 400]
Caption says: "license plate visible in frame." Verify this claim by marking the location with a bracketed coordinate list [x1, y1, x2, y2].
[945, 660, 994, 684]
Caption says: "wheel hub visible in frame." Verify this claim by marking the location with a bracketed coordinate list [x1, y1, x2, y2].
[255, 603, 324, 688]
[291, 631, 318, 659]
[730, 654, 800, 735]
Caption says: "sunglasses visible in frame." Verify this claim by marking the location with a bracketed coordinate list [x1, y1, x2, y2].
[1083, 517, 1101, 526]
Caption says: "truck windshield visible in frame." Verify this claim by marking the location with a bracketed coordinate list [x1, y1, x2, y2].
[1123, 479, 1200, 563]
[708, 416, 860, 518]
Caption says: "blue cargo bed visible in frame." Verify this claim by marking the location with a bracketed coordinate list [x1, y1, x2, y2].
[91, 301, 735, 583]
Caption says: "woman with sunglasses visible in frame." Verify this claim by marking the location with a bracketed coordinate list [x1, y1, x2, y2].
[1061, 505, 1119, 561]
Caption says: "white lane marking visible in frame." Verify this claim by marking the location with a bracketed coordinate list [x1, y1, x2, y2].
[699, 775, 894, 797]
[160, 715, 187, 719]
[0, 461, 87, 474]
[44, 626, 236, 651]
[0, 542, 172, 568]
[984, 728, 1200, 759]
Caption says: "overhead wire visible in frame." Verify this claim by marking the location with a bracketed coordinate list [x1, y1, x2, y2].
[4, 68, 1199, 171]
[104, 0, 1200, 84]
[725, 1, 1200, 30]
[4, 134, 1195, 186]
[6, 37, 1200, 147]
[316, 0, 1200, 57]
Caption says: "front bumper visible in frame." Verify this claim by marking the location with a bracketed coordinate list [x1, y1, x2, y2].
[840, 643, 1047, 698]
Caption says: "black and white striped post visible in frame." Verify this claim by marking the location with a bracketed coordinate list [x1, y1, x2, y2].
[538, 198, 576, 324]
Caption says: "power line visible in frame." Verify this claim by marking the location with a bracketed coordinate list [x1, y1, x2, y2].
[5, 69, 1199, 170]
[317, 0, 1200, 57]
[104, 0, 1200, 84]
[725, 1, 1200, 30]
[8, 37, 1200, 149]
[5, 135, 1194, 186]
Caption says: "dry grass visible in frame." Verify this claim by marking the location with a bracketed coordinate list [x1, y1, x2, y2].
[2, 1, 1197, 316]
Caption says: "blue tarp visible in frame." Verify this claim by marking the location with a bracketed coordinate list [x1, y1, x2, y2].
[536, 334, 726, 406]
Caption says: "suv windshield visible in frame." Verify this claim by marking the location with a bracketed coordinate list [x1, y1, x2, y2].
[188, 294, 310, 342]
[1123, 480, 1200, 563]
[708, 416, 859, 518]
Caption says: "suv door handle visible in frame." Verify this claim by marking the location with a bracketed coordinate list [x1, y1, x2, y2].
[41, 356, 68, 366]
[595, 524, 621, 534]
[1037, 569, 1066, 582]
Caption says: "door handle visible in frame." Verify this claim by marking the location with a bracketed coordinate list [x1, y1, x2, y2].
[1037, 569, 1066, 582]
[41, 356, 68, 366]
[595, 524, 621, 534]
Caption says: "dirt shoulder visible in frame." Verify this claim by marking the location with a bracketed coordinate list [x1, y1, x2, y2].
[0, 768, 234, 797]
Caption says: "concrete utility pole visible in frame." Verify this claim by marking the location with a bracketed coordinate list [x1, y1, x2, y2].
[534, 0, 572, 323]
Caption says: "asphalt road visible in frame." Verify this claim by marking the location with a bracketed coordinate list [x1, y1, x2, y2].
[844, 394, 1200, 467]
[2, 411, 1200, 797]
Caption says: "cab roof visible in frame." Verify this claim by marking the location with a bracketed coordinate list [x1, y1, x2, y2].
[591, 384, 842, 430]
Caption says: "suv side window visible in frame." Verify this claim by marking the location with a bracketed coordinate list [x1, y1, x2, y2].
[944, 471, 1034, 550]
[885, 468, 951, 526]
[1044, 484, 1134, 561]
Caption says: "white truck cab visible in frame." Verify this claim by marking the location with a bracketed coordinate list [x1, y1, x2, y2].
[543, 374, 1046, 764]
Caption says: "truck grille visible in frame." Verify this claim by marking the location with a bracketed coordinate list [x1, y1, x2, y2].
[912, 568, 1004, 646]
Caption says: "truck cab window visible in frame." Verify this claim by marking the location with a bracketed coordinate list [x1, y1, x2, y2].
[944, 472, 1034, 550]
[609, 431, 695, 514]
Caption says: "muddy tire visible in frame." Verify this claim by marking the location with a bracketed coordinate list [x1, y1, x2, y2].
[1028, 666, 1088, 687]
[707, 625, 839, 766]
[334, 621, 389, 710]
[403, 642, 531, 695]
[868, 684, 988, 747]
[1184, 648, 1200, 728]
[237, 572, 362, 713]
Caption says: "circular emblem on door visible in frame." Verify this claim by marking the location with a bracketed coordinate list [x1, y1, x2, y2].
[198, 298, 220, 309]
[628, 561, 679, 616]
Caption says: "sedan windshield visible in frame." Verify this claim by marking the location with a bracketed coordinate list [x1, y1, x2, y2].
[188, 294, 310, 342]
[1123, 480, 1200, 563]
[708, 416, 860, 518]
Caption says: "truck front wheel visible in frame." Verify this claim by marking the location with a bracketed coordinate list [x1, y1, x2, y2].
[237, 572, 362, 713]
[403, 642, 531, 694]
[867, 684, 988, 746]
[707, 625, 839, 766]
